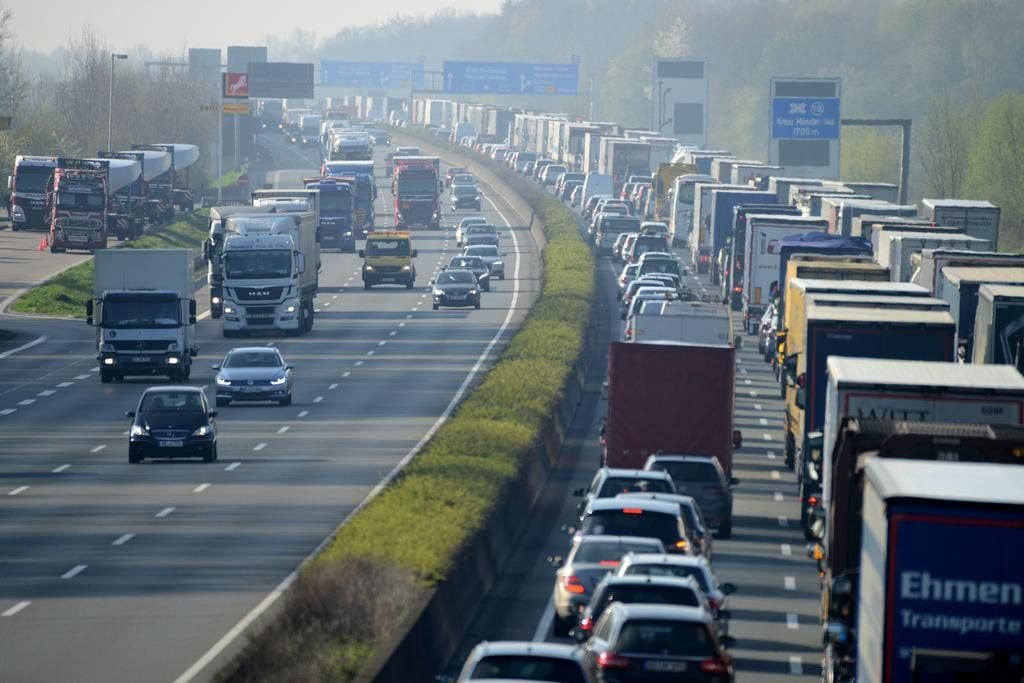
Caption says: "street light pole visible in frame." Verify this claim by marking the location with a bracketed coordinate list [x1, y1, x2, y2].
[107, 53, 128, 152]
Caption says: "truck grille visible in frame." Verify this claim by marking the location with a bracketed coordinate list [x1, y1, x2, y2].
[233, 286, 285, 302]
[374, 266, 402, 274]
[111, 340, 170, 351]
[151, 429, 189, 440]
[245, 306, 276, 326]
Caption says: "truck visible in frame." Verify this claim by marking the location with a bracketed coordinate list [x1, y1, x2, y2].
[972, 284, 1024, 368]
[8, 155, 57, 230]
[203, 205, 270, 319]
[625, 301, 733, 345]
[152, 143, 200, 212]
[768, 176, 824, 205]
[857, 218, 947, 247]
[95, 152, 146, 240]
[124, 146, 172, 223]
[359, 230, 417, 289]
[921, 198, 1001, 250]
[45, 159, 109, 253]
[877, 231, 988, 283]
[731, 163, 782, 187]
[87, 249, 197, 383]
[304, 177, 356, 251]
[707, 189, 777, 286]
[856, 458, 1024, 683]
[938, 266, 1024, 360]
[598, 138, 652, 191]
[733, 213, 824, 329]
[913, 249, 1024, 296]
[781, 306, 955, 470]
[652, 163, 697, 222]
[666, 174, 713, 247]
[721, 204, 803, 303]
[323, 159, 377, 235]
[604, 341, 740, 483]
[219, 211, 319, 336]
[392, 157, 440, 229]
[689, 183, 746, 272]
[299, 114, 323, 147]
[329, 133, 373, 161]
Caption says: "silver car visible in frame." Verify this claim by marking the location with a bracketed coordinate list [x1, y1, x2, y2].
[213, 346, 294, 407]
[463, 244, 506, 280]
[644, 454, 739, 538]
[455, 641, 592, 682]
[455, 217, 488, 247]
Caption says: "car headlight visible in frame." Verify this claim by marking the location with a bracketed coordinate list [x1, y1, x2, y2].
[432, 288, 444, 297]
[364, 265, 374, 272]
[211, 295, 222, 305]
[224, 305, 235, 314]
[285, 304, 297, 313]
[12, 205, 24, 219]
[216, 376, 231, 386]
[130, 424, 149, 437]
[100, 343, 115, 353]
[469, 289, 478, 295]
[401, 265, 411, 271]
[270, 375, 287, 386]
[192, 425, 212, 437]
[343, 231, 353, 237]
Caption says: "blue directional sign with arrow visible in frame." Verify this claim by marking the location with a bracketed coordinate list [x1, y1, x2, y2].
[321, 61, 424, 88]
[442, 61, 579, 95]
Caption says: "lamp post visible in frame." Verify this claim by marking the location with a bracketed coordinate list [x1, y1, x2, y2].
[107, 53, 128, 152]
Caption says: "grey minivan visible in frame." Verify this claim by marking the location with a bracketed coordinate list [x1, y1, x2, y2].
[643, 454, 739, 538]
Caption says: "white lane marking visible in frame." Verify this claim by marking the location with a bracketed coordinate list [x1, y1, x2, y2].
[767, 450, 777, 459]
[90, 445, 106, 453]
[90, 366, 99, 372]
[52, 464, 70, 473]
[736, 357, 743, 364]
[313, 396, 323, 403]
[749, 390, 757, 398]
[253, 443, 267, 451]
[378, 340, 386, 346]
[744, 379, 752, 385]
[193, 483, 211, 493]
[16, 399, 35, 406]
[771, 470, 780, 480]
[332, 295, 338, 300]
[0, 408, 15, 416]
[406, 314, 413, 319]
[323, 302, 331, 307]
[61, 564, 87, 579]
[328, 383, 338, 389]
[532, 596, 555, 642]
[398, 322, 406, 328]
[297, 410, 308, 418]
[778, 515, 789, 527]
[789, 656, 803, 675]
[341, 372, 351, 378]
[389, 331, 397, 336]
[37, 390, 56, 397]
[354, 361, 363, 367]
[156, 507, 175, 518]
[754, 403, 762, 410]
[366, 351, 375, 356]
[277, 426, 290, 434]
[784, 576, 796, 591]
[759, 417, 768, 426]
[410, 307, 418, 312]
[763, 433, 773, 441]
[225, 462, 241, 471]
[175, 154, 526, 683]
[2, 601, 31, 617]
[264, 342, 274, 347]
[774, 492, 784, 502]
[113, 533, 135, 546]
[0, 335, 47, 360]
[739, 368, 747, 374]
[781, 543, 792, 556]
[8, 486, 29, 496]
[74, 374, 91, 380]
[786, 614, 799, 630]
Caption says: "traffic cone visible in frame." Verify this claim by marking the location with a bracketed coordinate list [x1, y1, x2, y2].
[38, 237, 48, 251]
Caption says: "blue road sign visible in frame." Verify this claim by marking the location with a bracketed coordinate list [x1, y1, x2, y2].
[771, 97, 840, 140]
[442, 61, 579, 95]
[321, 61, 424, 89]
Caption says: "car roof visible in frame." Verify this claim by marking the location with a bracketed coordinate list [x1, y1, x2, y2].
[646, 454, 720, 465]
[616, 492, 698, 508]
[441, 268, 477, 277]
[574, 534, 666, 547]
[606, 602, 713, 623]
[597, 574, 701, 592]
[467, 640, 583, 660]
[142, 385, 204, 394]
[226, 346, 279, 354]
[598, 468, 673, 481]
[586, 498, 681, 515]
[620, 552, 711, 570]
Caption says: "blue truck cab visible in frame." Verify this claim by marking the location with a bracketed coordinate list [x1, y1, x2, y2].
[305, 177, 356, 252]
[323, 160, 376, 237]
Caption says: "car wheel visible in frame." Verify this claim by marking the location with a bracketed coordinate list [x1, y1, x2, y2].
[128, 447, 142, 464]
[100, 371, 113, 384]
[499, 273, 505, 280]
[717, 519, 733, 539]
[203, 446, 216, 463]
[279, 393, 292, 407]
[432, 303, 439, 310]
[364, 281, 372, 290]
[216, 397, 230, 407]
[406, 279, 414, 289]
[474, 299, 481, 310]
[483, 282, 490, 292]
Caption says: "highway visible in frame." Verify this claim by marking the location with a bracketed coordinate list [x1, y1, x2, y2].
[442, 182, 824, 682]
[0, 135, 541, 683]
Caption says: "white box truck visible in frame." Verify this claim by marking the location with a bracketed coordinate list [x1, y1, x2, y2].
[88, 249, 197, 384]
[626, 301, 733, 346]
[879, 231, 989, 282]
[921, 198, 1001, 250]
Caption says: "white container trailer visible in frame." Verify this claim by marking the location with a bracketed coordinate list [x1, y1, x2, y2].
[881, 231, 988, 282]
[921, 198, 1001, 250]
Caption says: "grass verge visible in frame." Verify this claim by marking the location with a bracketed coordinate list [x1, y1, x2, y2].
[212, 164, 249, 189]
[9, 209, 209, 317]
[223, 129, 595, 681]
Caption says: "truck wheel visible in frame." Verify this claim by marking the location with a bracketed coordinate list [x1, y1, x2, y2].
[405, 279, 414, 289]
[364, 281, 372, 290]
[50, 245, 65, 254]
[100, 371, 113, 384]
[432, 303, 439, 310]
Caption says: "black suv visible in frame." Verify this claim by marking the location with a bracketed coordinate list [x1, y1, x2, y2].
[126, 386, 218, 463]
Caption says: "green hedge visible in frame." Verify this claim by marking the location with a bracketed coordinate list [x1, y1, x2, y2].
[226, 129, 596, 681]
[9, 210, 209, 317]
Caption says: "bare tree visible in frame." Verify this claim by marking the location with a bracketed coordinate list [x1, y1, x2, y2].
[917, 91, 975, 198]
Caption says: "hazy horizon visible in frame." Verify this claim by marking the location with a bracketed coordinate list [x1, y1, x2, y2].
[8, 0, 503, 55]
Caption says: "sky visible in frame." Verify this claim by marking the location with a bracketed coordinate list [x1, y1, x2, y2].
[8, 0, 504, 55]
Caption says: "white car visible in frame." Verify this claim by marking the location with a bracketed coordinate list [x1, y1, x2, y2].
[463, 244, 505, 280]
[455, 217, 489, 247]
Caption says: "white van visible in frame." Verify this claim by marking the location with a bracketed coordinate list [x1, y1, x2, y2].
[582, 173, 613, 209]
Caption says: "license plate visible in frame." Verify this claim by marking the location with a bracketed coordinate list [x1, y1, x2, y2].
[69, 234, 87, 242]
[644, 660, 688, 672]
[159, 440, 183, 448]
[242, 386, 262, 393]
[381, 277, 395, 282]
[449, 294, 465, 299]
[132, 356, 150, 363]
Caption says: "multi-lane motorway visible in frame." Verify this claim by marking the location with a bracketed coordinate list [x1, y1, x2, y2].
[0, 136, 540, 682]
[442, 179, 824, 682]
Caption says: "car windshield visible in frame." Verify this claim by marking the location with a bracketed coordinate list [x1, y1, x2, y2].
[224, 250, 292, 279]
[622, 564, 711, 592]
[459, 219, 487, 228]
[471, 655, 585, 683]
[640, 260, 682, 277]
[617, 620, 714, 656]
[575, 540, 660, 564]
[654, 461, 720, 484]
[224, 351, 282, 368]
[454, 186, 478, 196]
[140, 392, 204, 413]
[101, 298, 179, 328]
[467, 246, 498, 257]
[598, 477, 673, 497]
[438, 271, 476, 285]
[634, 236, 669, 254]
[581, 511, 680, 545]
[367, 239, 410, 257]
[597, 586, 701, 616]
[601, 218, 641, 233]
[452, 174, 474, 184]
[449, 257, 484, 270]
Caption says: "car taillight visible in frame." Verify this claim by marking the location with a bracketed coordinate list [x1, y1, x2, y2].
[622, 508, 644, 515]
[733, 285, 742, 293]
[562, 575, 586, 594]
[700, 657, 730, 674]
[708, 596, 723, 610]
[805, 495, 821, 507]
[597, 652, 631, 669]
[579, 615, 594, 633]
[674, 539, 688, 550]
[700, 255, 710, 263]
[598, 560, 621, 567]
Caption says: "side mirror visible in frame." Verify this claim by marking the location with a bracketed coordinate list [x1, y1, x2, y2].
[720, 582, 737, 595]
[411, 249, 418, 257]
[733, 335, 743, 349]
[732, 430, 743, 449]
[547, 555, 564, 569]
[207, 411, 218, 419]
[716, 609, 732, 621]
[286, 364, 295, 370]
[189, 298, 197, 316]
[573, 487, 585, 497]
[721, 636, 737, 649]
[428, 279, 435, 285]
[86, 316, 94, 326]
[358, 250, 366, 258]
[211, 364, 221, 370]
[124, 411, 135, 419]
[296, 252, 306, 275]
[728, 477, 740, 487]
[201, 239, 210, 260]
[86, 300, 94, 316]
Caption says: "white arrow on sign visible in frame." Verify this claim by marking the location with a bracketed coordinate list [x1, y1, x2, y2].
[447, 72, 454, 90]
